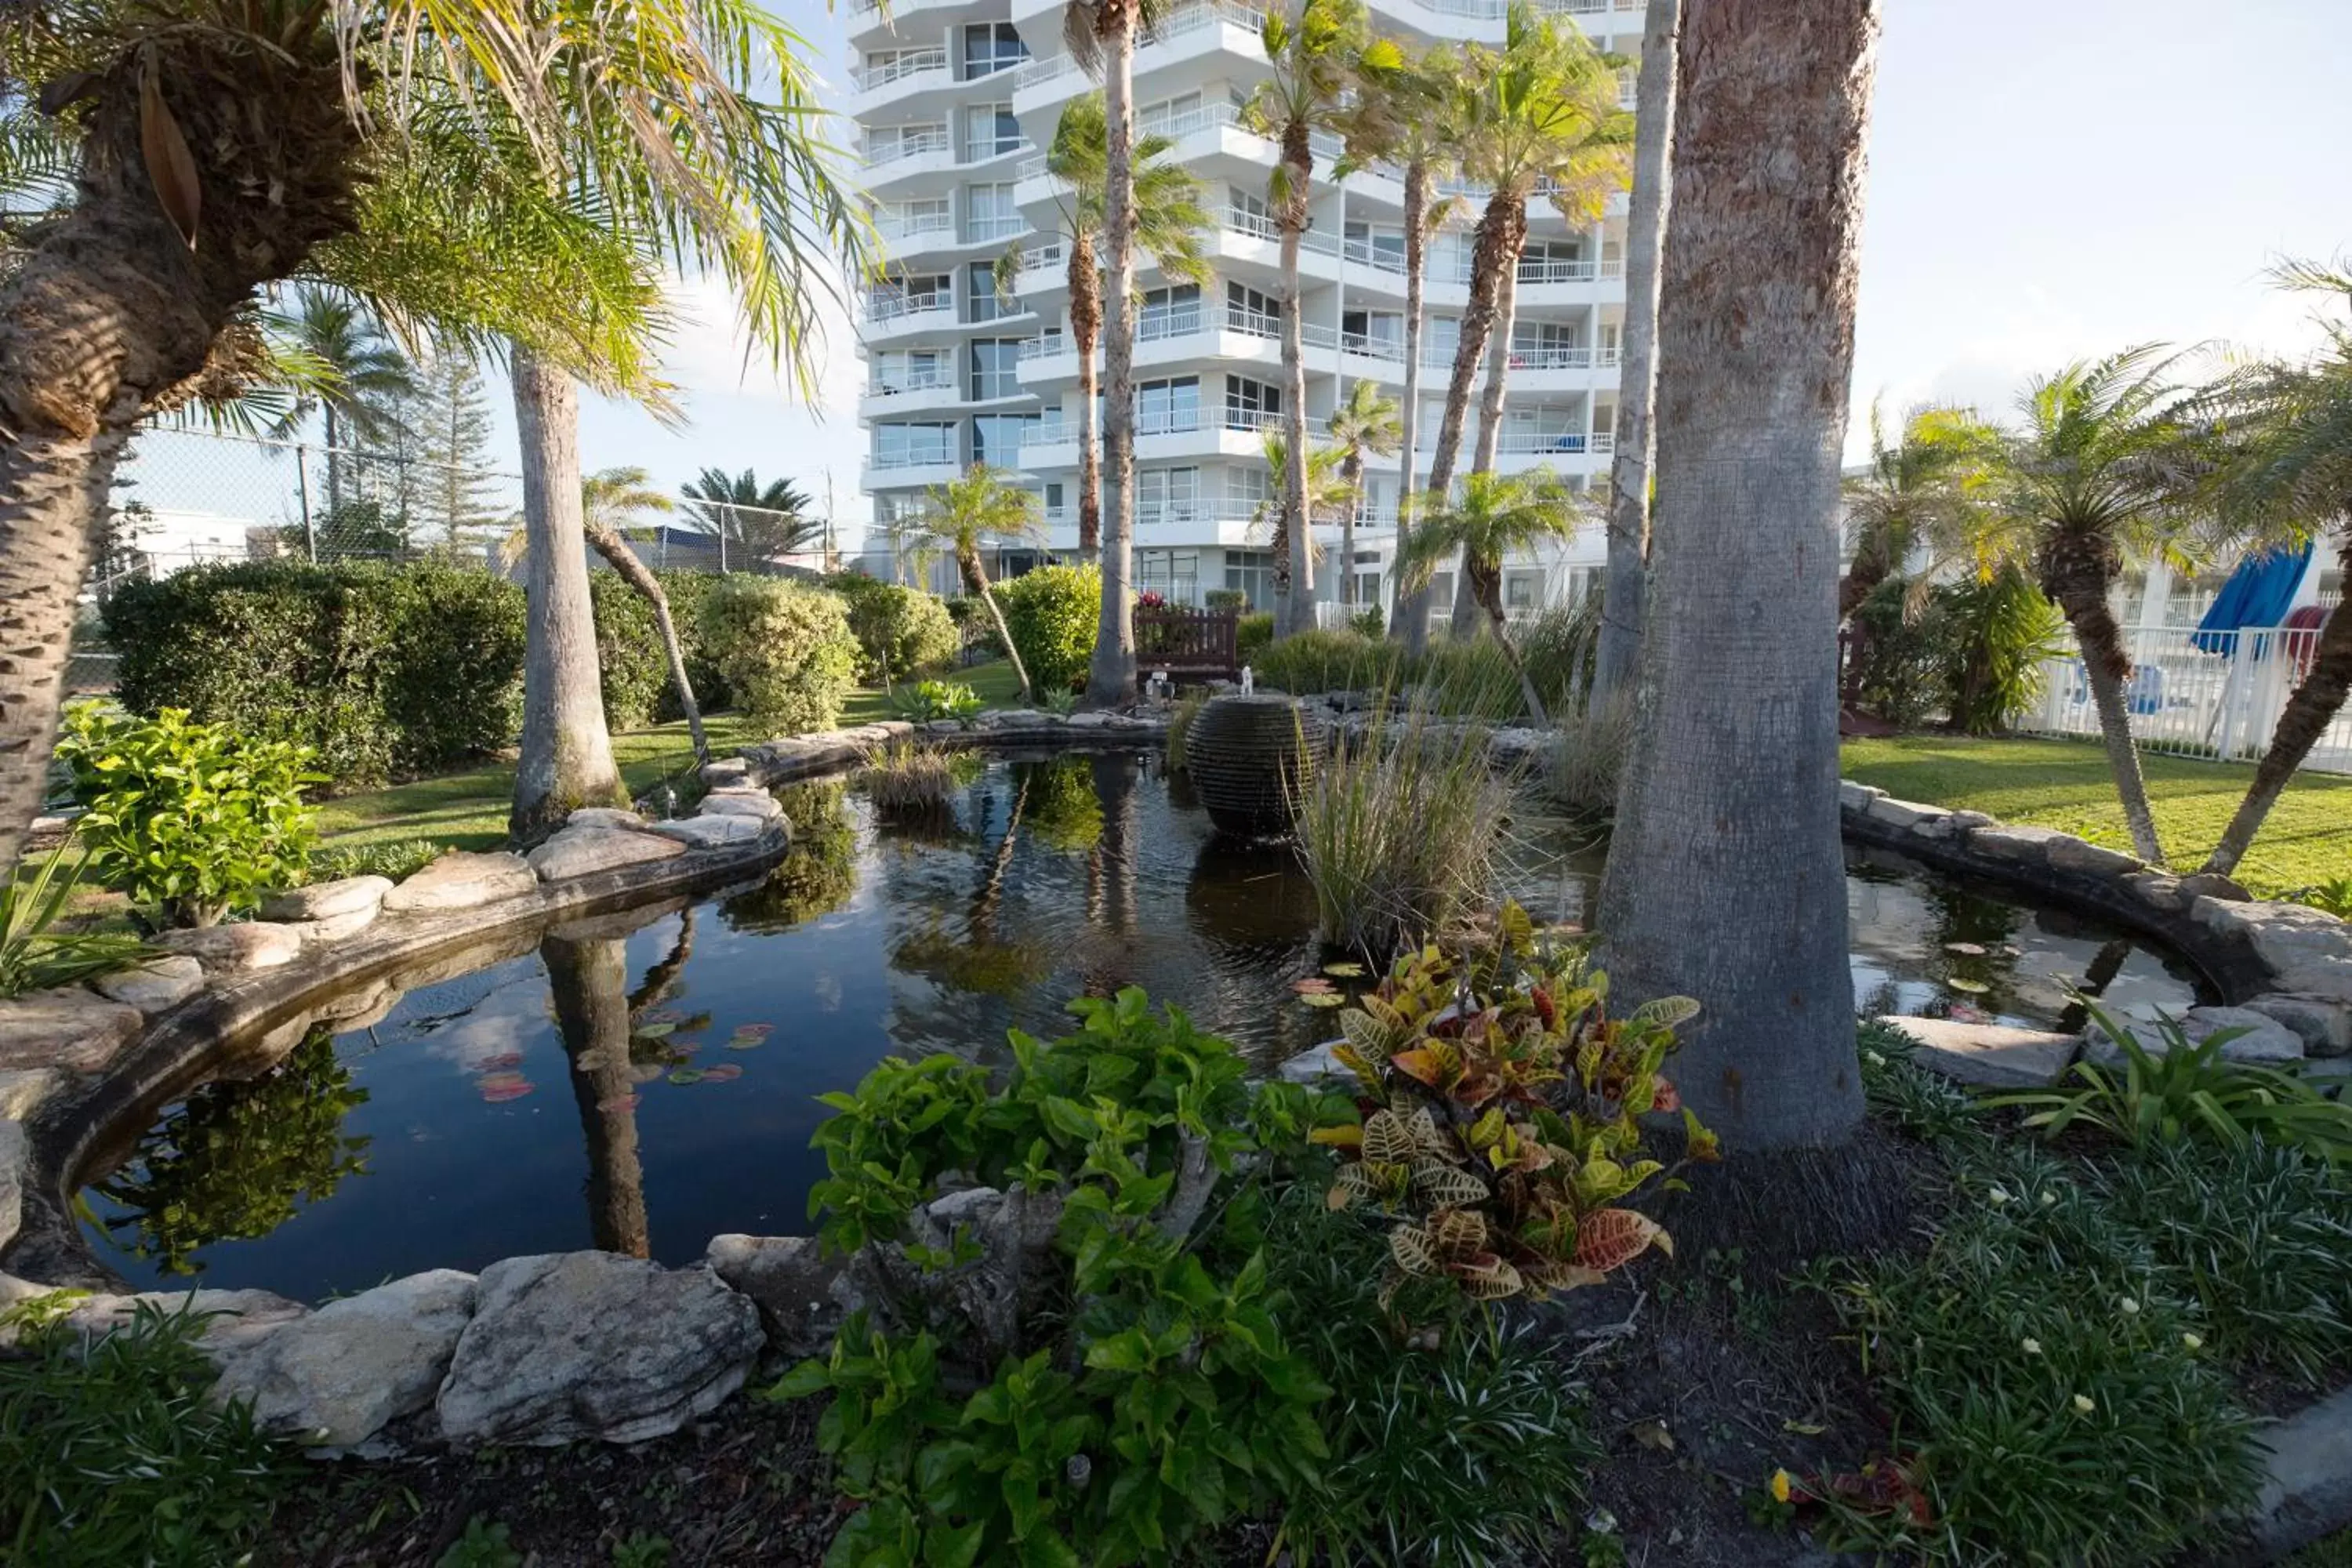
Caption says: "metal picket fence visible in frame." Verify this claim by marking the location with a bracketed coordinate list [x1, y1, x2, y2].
[2022, 622, 2352, 775]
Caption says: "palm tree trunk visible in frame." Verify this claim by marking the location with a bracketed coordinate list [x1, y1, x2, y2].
[1421, 198, 1517, 641]
[1276, 135, 1317, 639]
[583, 519, 708, 767]
[544, 934, 650, 1259]
[1592, 0, 1682, 709]
[1069, 233, 1104, 565]
[2047, 566, 2166, 865]
[967, 546, 1033, 701]
[1597, 0, 1881, 1160]
[1394, 159, 1433, 655]
[324, 404, 344, 517]
[1339, 451, 1363, 609]
[1457, 194, 1527, 637]
[1475, 556, 1548, 725]
[2204, 543, 2351, 875]
[1086, 5, 1142, 708]
[510, 346, 625, 844]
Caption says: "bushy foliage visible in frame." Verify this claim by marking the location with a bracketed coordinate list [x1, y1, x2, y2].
[309, 836, 448, 884]
[1252, 629, 1402, 695]
[699, 578, 860, 735]
[57, 706, 321, 928]
[1236, 611, 1276, 664]
[0, 851, 145, 999]
[830, 575, 959, 685]
[940, 594, 1004, 658]
[1203, 587, 1248, 612]
[858, 740, 955, 815]
[103, 561, 525, 789]
[588, 569, 730, 731]
[993, 564, 1101, 695]
[1847, 572, 2065, 734]
[0, 1294, 292, 1566]
[889, 679, 982, 724]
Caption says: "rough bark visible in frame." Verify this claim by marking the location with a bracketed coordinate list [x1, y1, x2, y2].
[1456, 194, 1529, 637]
[1592, 0, 1682, 706]
[1338, 447, 1362, 609]
[583, 519, 708, 767]
[509, 347, 624, 844]
[0, 39, 360, 875]
[1472, 556, 1549, 724]
[2042, 543, 2167, 865]
[1392, 159, 1434, 655]
[1597, 0, 1882, 1156]
[2203, 539, 2352, 876]
[1069, 230, 1104, 564]
[964, 546, 1033, 701]
[1274, 128, 1318, 638]
[545, 934, 650, 1258]
[1086, 5, 1142, 708]
[1419, 195, 1519, 644]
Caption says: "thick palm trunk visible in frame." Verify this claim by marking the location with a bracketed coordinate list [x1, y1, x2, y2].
[965, 546, 1033, 700]
[0, 43, 359, 875]
[2204, 553, 2350, 875]
[1338, 451, 1363, 609]
[1275, 136, 1317, 638]
[1070, 234, 1105, 564]
[2045, 560, 2166, 865]
[1086, 9, 1142, 707]
[1473, 557, 1548, 724]
[1598, 0, 1881, 1159]
[544, 935, 650, 1258]
[583, 520, 708, 766]
[1393, 160, 1433, 655]
[1421, 198, 1519, 642]
[510, 347, 624, 843]
[1456, 194, 1528, 637]
[1592, 0, 1682, 707]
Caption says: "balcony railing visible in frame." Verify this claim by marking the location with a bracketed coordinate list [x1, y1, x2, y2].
[1495, 430, 1591, 456]
[1504, 344, 1595, 370]
[1142, 305, 1207, 342]
[863, 292, 953, 324]
[1009, 2, 1271, 94]
[861, 128, 949, 169]
[874, 210, 954, 243]
[964, 137, 1026, 165]
[1025, 417, 1076, 447]
[1014, 242, 1066, 281]
[869, 448, 957, 471]
[866, 368, 956, 396]
[1018, 332, 1069, 361]
[963, 213, 1028, 243]
[851, 50, 947, 91]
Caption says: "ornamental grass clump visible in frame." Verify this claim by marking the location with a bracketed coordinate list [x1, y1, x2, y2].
[856, 741, 954, 817]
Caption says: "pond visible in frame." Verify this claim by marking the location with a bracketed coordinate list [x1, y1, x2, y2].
[75, 748, 2209, 1299]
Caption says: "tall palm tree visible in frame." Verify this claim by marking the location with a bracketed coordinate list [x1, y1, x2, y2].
[1971, 349, 2200, 866]
[1438, 2, 1631, 636]
[1011, 96, 1210, 567]
[1590, 0, 1679, 707]
[680, 466, 822, 568]
[271, 288, 417, 514]
[1838, 403, 2001, 619]
[1326, 378, 1400, 608]
[1240, 0, 1374, 638]
[920, 466, 1041, 702]
[1338, 44, 1462, 657]
[580, 466, 707, 767]
[1251, 431, 1356, 559]
[2197, 261, 2352, 877]
[1597, 0, 1882, 1166]
[0, 0, 863, 864]
[1393, 470, 1586, 722]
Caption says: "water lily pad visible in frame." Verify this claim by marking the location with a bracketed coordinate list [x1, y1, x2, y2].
[595, 1093, 641, 1113]
[667, 1068, 706, 1086]
[1292, 978, 1338, 996]
[731, 1023, 774, 1041]
[1299, 992, 1345, 1009]
[1321, 961, 1367, 978]
[1943, 942, 1987, 957]
[634, 1022, 678, 1039]
[701, 1064, 743, 1083]
[725, 1032, 765, 1051]
[639, 1005, 686, 1025]
[1946, 977, 1990, 995]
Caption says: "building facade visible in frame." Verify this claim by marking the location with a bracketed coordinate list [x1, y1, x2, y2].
[848, 0, 1644, 619]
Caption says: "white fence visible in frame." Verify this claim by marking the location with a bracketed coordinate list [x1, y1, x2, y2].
[2022, 623, 2352, 775]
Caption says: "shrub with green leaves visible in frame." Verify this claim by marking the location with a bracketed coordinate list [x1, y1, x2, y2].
[588, 569, 730, 731]
[830, 575, 960, 685]
[0, 851, 145, 999]
[1236, 610, 1275, 663]
[1251, 629, 1401, 696]
[699, 578, 860, 735]
[992, 564, 1101, 695]
[889, 679, 982, 724]
[57, 705, 321, 928]
[309, 835, 448, 884]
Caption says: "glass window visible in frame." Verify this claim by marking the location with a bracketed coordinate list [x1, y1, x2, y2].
[1504, 570, 1543, 612]
[1229, 466, 1271, 506]
[971, 413, 1038, 469]
[964, 184, 1020, 242]
[963, 23, 1027, 78]
[875, 423, 954, 467]
[970, 339, 1022, 401]
[1223, 549, 1272, 611]
[965, 103, 1021, 162]
[1226, 281, 1281, 336]
[1228, 185, 1272, 236]
[1138, 92, 1204, 137]
[1138, 283, 1202, 340]
[1136, 467, 1200, 523]
[1225, 376, 1281, 430]
[967, 262, 1012, 324]
[1137, 376, 1200, 436]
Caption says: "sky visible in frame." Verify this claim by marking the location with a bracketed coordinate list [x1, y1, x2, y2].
[459, 0, 2352, 545]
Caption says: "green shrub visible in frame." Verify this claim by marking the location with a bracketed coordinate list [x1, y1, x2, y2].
[942, 593, 1004, 658]
[1252, 629, 1401, 695]
[57, 706, 321, 928]
[309, 836, 448, 884]
[103, 561, 526, 789]
[1, 851, 145, 999]
[698, 578, 860, 735]
[586, 568, 729, 731]
[1348, 603, 1385, 638]
[0, 1292, 292, 1566]
[1940, 567, 2066, 734]
[829, 574, 959, 685]
[858, 740, 954, 815]
[993, 564, 1100, 694]
[888, 678, 982, 723]
[1236, 610, 1275, 664]
[1204, 587, 1248, 612]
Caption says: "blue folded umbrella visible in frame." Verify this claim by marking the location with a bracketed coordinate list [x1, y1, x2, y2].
[2192, 543, 2313, 655]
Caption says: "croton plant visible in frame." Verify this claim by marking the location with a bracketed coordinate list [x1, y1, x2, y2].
[1316, 902, 1717, 1302]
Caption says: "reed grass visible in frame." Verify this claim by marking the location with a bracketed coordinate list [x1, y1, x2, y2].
[857, 740, 955, 815]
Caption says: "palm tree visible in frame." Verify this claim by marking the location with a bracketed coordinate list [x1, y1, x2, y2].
[920, 466, 1041, 702]
[1393, 470, 1586, 722]
[1326, 379, 1401, 608]
[1596, 0, 1881, 1167]
[1337, 44, 1463, 657]
[2196, 261, 2352, 877]
[1012, 96, 1210, 567]
[1838, 403, 2002, 619]
[1590, 0, 1679, 706]
[1239, 0, 1373, 638]
[0, 0, 863, 865]
[1438, 2, 1631, 636]
[1971, 349, 2201, 866]
[680, 466, 822, 568]
[579, 467, 708, 767]
[1251, 431, 1356, 559]
[271, 288, 417, 514]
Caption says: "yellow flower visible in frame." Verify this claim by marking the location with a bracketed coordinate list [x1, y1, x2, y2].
[1770, 1469, 1793, 1504]
[2072, 1394, 2096, 1415]
[2182, 1332, 2203, 1351]
[2022, 1338, 2043, 1356]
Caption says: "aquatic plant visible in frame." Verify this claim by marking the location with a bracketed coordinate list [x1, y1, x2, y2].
[1165, 692, 1207, 773]
[1544, 697, 1635, 818]
[857, 740, 955, 816]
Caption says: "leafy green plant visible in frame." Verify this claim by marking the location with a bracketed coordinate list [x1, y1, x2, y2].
[1164, 693, 1206, 774]
[1321, 906, 1708, 1301]
[1991, 1001, 2352, 1162]
[437, 1516, 522, 1568]
[1250, 629, 1403, 696]
[1203, 587, 1248, 612]
[1036, 687, 1080, 717]
[699, 577, 861, 735]
[0, 1294, 292, 1566]
[992, 564, 1102, 695]
[890, 679, 983, 724]
[858, 741, 955, 816]
[1937, 565, 2066, 735]
[2289, 877, 2352, 920]
[56, 705, 322, 928]
[1857, 1019, 1987, 1145]
[830, 575, 960, 686]
[309, 835, 447, 884]
[610, 1533, 673, 1568]
[1236, 610, 1275, 664]
[0, 850, 145, 999]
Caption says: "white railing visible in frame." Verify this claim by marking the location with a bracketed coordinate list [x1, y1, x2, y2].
[1497, 430, 1590, 455]
[1227, 305, 1283, 341]
[963, 213, 1028, 243]
[1011, 2, 1270, 95]
[1142, 305, 1207, 342]
[1341, 332, 1405, 364]
[874, 210, 954, 243]
[861, 128, 949, 169]
[1222, 408, 1283, 433]
[1342, 235, 1408, 275]
[1518, 256, 1599, 284]
[964, 137, 1026, 165]
[1018, 333, 1069, 361]
[852, 50, 948, 91]
[1025, 417, 1076, 447]
[1505, 344, 1594, 369]
[1014, 153, 1051, 180]
[1589, 430, 1616, 454]
[2022, 622, 2352, 774]
[1138, 406, 1207, 437]
[862, 292, 953, 324]
[866, 368, 955, 396]
[869, 448, 957, 471]
[1014, 243, 1066, 280]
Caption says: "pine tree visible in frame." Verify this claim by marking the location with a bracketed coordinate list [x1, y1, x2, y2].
[414, 354, 501, 546]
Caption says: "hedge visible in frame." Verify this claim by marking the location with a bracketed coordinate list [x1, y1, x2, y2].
[588, 568, 731, 731]
[826, 573, 959, 685]
[994, 564, 1102, 695]
[699, 577, 861, 735]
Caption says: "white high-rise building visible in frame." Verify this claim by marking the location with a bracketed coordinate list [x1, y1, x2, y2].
[848, 0, 1640, 619]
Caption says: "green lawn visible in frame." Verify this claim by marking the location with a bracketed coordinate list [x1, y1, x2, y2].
[316, 661, 1029, 855]
[1840, 734, 2352, 896]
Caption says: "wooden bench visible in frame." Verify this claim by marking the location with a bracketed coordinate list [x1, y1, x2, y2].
[1134, 605, 1240, 682]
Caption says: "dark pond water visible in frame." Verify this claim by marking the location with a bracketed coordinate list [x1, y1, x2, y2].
[76, 750, 2209, 1298]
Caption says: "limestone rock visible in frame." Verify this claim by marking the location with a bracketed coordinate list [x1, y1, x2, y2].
[703, 1234, 843, 1358]
[54, 1288, 309, 1354]
[1865, 797, 1949, 830]
[0, 1069, 67, 1120]
[565, 807, 650, 832]
[1968, 825, 2066, 863]
[90, 954, 205, 1014]
[2086, 1004, 2304, 1069]
[278, 905, 379, 949]
[260, 877, 392, 924]
[0, 988, 145, 1073]
[152, 922, 303, 974]
[648, 813, 769, 850]
[926, 719, 967, 735]
[1277, 1040, 1352, 1088]
[0, 1120, 26, 1250]
[699, 757, 753, 788]
[1838, 780, 1886, 812]
[2045, 836, 2142, 878]
[2125, 872, 2186, 912]
[382, 852, 539, 914]
[2240, 995, 2352, 1058]
[2192, 899, 2352, 997]
[696, 789, 783, 821]
[209, 1270, 477, 1449]
[1065, 710, 1112, 730]
[2176, 872, 2252, 905]
[526, 825, 686, 883]
[436, 1251, 762, 1447]
[1881, 1016, 2080, 1088]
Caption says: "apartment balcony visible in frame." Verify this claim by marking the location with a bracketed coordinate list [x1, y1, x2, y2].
[857, 128, 955, 190]
[1011, 0, 1272, 119]
[846, 49, 952, 114]
[847, 0, 996, 45]
[859, 292, 960, 343]
[858, 370, 965, 417]
[862, 451, 964, 493]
